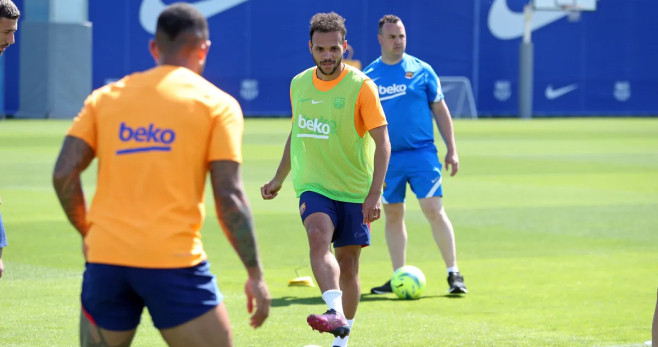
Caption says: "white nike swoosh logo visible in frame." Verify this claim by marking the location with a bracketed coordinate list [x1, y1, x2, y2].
[379, 92, 406, 101]
[488, 0, 568, 40]
[139, 0, 249, 34]
[311, 100, 324, 104]
[371, 77, 381, 82]
[545, 84, 578, 99]
[431, 168, 441, 183]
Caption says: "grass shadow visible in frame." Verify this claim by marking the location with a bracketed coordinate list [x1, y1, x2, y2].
[271, 293, 466, 307]
[360, 293, 466, 302]
[271, 295, 324, 307]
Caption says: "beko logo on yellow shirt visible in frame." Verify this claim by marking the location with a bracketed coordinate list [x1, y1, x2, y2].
[116, 122, 176, 155]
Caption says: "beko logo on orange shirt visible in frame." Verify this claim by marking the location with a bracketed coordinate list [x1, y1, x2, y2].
[116, 122, 176, 155]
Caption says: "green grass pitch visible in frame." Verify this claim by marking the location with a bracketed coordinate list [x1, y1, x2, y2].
[0, 118, 656, 346]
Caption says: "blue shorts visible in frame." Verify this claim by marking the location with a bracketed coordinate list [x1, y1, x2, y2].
[0, 211, 7, 248]
[299, 191, 370, 248]
[383, 148, 443, 204]
[81, 260, 222, 330]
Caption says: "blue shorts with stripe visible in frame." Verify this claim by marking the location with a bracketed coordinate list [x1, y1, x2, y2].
[0, 211, 7, 248]
[299, 191, 370, 247]
[81, 260, 222, 330]
[383, 147, 443, 204]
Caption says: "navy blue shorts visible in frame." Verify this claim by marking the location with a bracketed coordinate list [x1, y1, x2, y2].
[299, 191, 370, 247]
[383, 148, 443, 204]
[81, 260, 222, 330]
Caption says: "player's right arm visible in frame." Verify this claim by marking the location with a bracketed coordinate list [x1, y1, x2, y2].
[209, 160, 270, 328]
[260, 132, 292, 200]
[356, 78, 390, 223]
[52, 135, 95, 237]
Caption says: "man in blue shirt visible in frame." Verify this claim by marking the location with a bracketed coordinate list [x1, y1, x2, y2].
[363, 14, 467, 294]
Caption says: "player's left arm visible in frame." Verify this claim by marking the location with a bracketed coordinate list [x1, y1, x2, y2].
[210, 161, 261, 271]
[53, 135, 95, 236]
[358, 79, 391, 223]
[208, 98, 270, 328]
[364, 125, 390, 223]
[209, 160, 270, 328]
[431, 100, 459, 176]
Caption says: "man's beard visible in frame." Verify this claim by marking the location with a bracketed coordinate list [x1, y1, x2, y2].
[314, 56, 342, 76]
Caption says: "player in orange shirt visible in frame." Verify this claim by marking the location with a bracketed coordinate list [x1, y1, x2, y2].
[52, 3, 269, 346]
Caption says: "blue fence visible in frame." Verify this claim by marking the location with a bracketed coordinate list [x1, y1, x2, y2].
[4, 0, 658, 116]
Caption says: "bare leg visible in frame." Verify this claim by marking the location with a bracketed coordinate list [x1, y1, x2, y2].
[418, 197, 457, 269]
[383, 203, 406, 271]
[0, 248, 4, 279]
[160, 303, 232, 347]
[304, 212, 340, 292]
[334, 245, 362, 319]
[653, 288, 658, 345]
[80, 310, 136, 347]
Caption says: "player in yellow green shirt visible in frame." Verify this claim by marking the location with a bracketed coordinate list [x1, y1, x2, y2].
[261, 12, 390, 347]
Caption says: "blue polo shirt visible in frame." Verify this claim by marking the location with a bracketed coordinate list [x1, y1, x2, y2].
[363, 53, 443, 153]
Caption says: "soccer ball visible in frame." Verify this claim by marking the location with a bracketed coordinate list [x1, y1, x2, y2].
[390, 265, 426, 300]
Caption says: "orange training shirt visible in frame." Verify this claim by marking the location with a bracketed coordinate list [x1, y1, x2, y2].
[68, 65, 243, 268]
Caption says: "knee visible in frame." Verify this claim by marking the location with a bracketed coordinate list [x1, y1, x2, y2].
[424, 205, 447, 221]
[384, 206, 405, 223]
[337, 256, 359, 278]
[385, 212, 404, 223]
[307, 228, 330, 253]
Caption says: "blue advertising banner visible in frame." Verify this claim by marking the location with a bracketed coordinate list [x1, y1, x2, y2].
[4, 0, 658, 116]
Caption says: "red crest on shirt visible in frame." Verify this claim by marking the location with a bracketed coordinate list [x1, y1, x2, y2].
[405, 71, 414, 79]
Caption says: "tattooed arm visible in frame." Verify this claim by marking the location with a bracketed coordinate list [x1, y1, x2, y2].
[209, 160, 270, 328]
[53, 136, 95, 236]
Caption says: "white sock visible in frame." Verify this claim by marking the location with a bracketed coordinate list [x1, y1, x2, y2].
[332, 318, 354, 347]
[447, 266, 459, 275]
[321, 289, 344, 316]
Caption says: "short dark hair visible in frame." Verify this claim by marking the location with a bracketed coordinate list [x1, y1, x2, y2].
[0, 0, 20, 20]
[309, 12, 347, 42]
[378, 14, 401, 34]
[155, 2, 208, 54]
